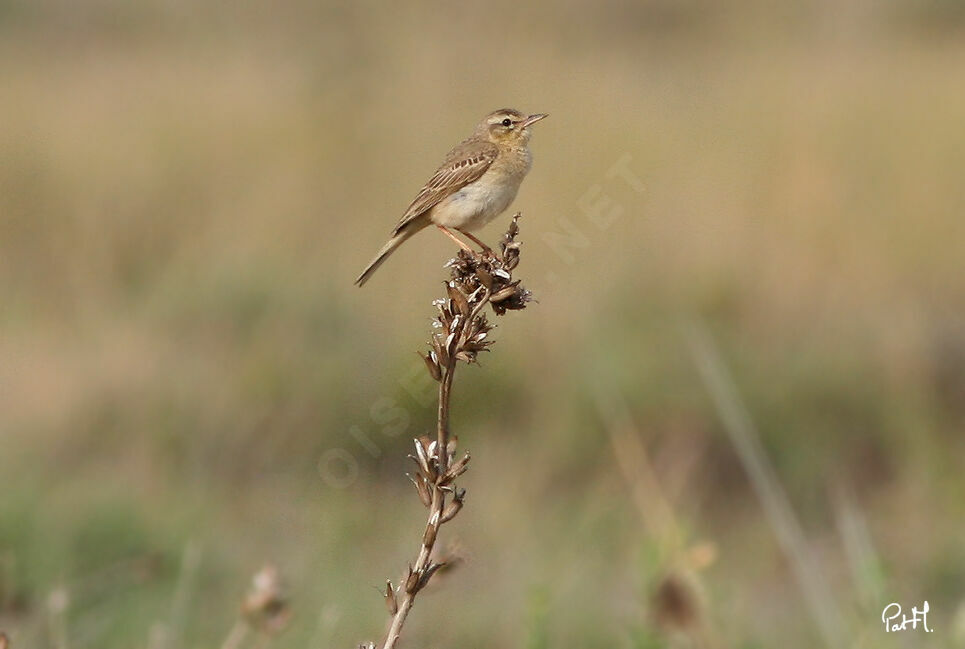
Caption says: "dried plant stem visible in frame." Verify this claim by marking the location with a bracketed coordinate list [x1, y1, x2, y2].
[219, 621, 248, 649]
[382, 360, 455, 649]
[595, 388, 724, 649]
[365, 216, 531, 649]
[435, 358, 456, 476]
[683, 318, 846, 647]
[383, 292, 480, 649]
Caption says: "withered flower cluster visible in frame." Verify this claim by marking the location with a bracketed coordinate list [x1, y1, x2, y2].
[370, 214, 533, 649]
[421, 213, 532, 381]
[383, 435, 469, 618]
[407, 435, 469, 519]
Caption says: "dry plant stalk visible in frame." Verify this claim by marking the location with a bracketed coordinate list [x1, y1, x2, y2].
[596, 390, 722, 649]
[364, 214, 532, 649]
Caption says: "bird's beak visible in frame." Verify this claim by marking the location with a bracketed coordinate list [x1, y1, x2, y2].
[520, 113, 548, 128]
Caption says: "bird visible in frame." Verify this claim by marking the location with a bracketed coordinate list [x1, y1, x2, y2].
[355, 108, 547, 286]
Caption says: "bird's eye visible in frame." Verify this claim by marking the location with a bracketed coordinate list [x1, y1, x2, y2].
[501, 118, 512, 127]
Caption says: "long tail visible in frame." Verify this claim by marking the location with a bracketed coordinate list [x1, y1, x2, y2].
[354, 218, 428, 286]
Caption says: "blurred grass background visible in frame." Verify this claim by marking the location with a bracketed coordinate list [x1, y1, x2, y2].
[1, 0, 964, 647]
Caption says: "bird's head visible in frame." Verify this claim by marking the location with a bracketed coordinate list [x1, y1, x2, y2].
[477, 108, 548, 145]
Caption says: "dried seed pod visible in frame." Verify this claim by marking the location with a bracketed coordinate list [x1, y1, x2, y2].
[413, 439, 430, 475]
[441, 453, 471, 485]
[421, 352, 442, 381]
[384, 580, 398, 615]
[476, 268, 493, 290]
[506, 213, 521, 237]
[407, 473, 431, 507]
[431, 335, 449, 369]
[490, 286, 517, 303]
[417, 478, 431, 507]
[418, 562, 444, 590]
[446, 282, 470, 316]
[440, 496, 463, 523]
[404, 565, 419, 594]
[445, 331, 459, 358]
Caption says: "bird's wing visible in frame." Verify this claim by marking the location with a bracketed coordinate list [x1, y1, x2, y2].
[392, 140, 498, 235]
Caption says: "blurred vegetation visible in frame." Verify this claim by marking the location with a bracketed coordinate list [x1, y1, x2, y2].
[1, 0, 964, 647]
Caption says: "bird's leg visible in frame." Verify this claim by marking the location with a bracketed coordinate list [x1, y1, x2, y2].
[456, 229, 494, 256]
[436, 225, 477, 254]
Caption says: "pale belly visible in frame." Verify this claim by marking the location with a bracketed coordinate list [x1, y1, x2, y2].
[429, 171, 523, 231]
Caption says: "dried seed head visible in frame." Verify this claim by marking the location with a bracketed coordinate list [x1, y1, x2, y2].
[650, 570, 703, 634]
[446, 282, 470, 316]
[427, 217, 531, 378]
[0, 632, 8, 649]
[444, 213, 532, 318]
[490, 286, 532, 315]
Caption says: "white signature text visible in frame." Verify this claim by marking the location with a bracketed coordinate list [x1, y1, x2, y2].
[882, 601, 933, 633]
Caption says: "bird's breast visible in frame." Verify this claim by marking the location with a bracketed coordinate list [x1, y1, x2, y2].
[430, 161, 529, 231]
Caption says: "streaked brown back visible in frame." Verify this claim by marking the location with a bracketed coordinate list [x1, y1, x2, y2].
[393, 138, 498, 235]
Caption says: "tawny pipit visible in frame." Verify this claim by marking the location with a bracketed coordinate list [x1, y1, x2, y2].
[355, 108, 547, 286]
